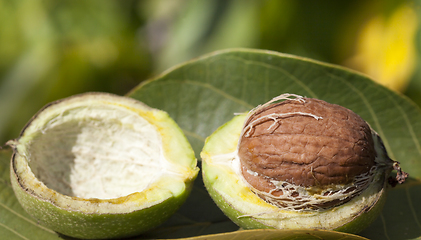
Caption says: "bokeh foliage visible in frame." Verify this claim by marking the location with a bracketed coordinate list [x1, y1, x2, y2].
[1, 0, 421, 239]
[1, 0, 421, 143]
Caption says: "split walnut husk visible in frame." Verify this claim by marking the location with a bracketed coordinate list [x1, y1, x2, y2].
[8, 92, 198, 239]
[201, 93, 407, 233]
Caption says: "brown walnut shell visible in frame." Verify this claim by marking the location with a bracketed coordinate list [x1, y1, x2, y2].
[238, 94, 380, 210]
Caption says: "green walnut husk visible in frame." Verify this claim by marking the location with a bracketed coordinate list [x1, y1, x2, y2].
[201, 113, 396, 234]
[9, 92, 198, 239]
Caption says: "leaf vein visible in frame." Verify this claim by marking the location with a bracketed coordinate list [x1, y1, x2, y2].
[385, 93, 421, 158]
[218, 55, 319, 99]
[0, 221, 30, 240]
[183, 80, 254, 109]
[0, 201, 56, 234]
[380, 213, 391, 240]
[183, 129, 206, 142]
[405, 187, 421, 231]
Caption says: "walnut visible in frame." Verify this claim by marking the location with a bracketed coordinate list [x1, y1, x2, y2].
[237, 94, 407, 211]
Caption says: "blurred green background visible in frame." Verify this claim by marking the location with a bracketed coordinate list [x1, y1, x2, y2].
[1, 0, 421, 144]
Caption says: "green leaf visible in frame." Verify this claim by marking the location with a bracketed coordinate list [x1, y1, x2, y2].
[2, 49, 420, 239]
[129, 49, 421, 239]
[169, 229, 369, 240]
[360, 180, 421, 239]
[0, 149, 63, 240]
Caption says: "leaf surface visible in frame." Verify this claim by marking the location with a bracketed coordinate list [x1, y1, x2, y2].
[0, 149, 63, 240]
[129, 49, 421, 240]
[1, 49, 421, 239]
[129, 49, 421, 176]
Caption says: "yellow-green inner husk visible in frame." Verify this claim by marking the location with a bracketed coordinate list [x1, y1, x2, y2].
[10, 93, 199, 239]
[201, 114, 387, 234]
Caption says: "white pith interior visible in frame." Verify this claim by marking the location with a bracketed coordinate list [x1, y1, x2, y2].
[26, 104, 167, 200]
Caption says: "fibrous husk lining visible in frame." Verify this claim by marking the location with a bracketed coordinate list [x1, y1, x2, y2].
[241, 162, 377, 211]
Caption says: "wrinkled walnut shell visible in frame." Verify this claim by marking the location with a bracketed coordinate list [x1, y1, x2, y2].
[239, 95, 375, 187]
[237, 94, 406, 211]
